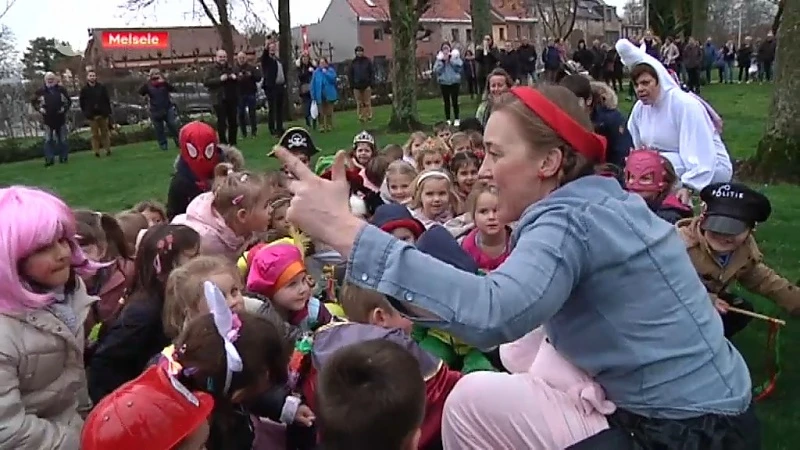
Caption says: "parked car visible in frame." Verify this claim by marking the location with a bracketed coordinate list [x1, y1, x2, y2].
[68, 97, 147, 129]
[171, 82, 213, 115]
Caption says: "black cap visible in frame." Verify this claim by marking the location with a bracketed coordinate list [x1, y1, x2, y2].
[700, 182, 771, 235]
[271, 127, 318, 158]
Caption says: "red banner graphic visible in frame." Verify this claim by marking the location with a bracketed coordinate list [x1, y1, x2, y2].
[101, 31, 169, 49]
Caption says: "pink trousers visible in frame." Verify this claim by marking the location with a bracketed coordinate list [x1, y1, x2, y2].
[441, 328, 615, 449]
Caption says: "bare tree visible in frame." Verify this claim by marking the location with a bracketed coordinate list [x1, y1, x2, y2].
[124, 0, 246, 61]
[525, 0, 579, 40]
[387, 0, 433, 131]
[748, 0, 800, 182]
[0, 0, 17, 21]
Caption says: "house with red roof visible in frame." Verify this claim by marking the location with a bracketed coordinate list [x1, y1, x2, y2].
[291, 0, 538, 64]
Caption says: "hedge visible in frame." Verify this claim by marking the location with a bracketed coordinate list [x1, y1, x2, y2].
[0, 81, 445, 164]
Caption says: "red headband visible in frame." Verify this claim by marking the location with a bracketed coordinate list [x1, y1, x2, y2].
[510, 87, 607, 162]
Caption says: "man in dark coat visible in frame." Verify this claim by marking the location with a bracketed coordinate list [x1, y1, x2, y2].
[234, 51, 262, 138]
[32, 72, 71, 166]
[79, 68, 113, 157]
[757, 32, 776, 82]
[349, 46, 374, 122]
[204, 49, 239, 145]
[515, 38, 537, 85]
[138, 68, 179, 151]
[499, 41, 520, 82]
[261, 41, 286, 136]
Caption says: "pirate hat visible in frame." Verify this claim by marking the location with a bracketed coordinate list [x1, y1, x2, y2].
[271, 127, 318, 158]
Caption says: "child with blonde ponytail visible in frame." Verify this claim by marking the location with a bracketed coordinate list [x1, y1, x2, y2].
[172, 164, 274, 262]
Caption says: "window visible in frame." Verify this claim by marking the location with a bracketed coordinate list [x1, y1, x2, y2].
[373, 27, 384, 41]
[451, 28, 460, 42]
[499, 27, 505, 41]
[516, 25, 521, 40]
[466, 28, 472, 43]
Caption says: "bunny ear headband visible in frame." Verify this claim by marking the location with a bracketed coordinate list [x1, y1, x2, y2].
[203, 281, 244, 394]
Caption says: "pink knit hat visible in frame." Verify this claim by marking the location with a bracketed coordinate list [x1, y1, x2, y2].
[246, 243, 305, 297]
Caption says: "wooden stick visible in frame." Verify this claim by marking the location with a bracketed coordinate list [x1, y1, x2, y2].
[727, 306, 786, 326]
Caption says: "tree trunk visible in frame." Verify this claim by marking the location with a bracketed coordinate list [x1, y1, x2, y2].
[470, 0, 491, 47]
[279, 0, 294, 120]
[215, 0, 235, 62]
[747, 0, 800, 183]
[387, 0, 424, 132]
[691, 0, 708, 42]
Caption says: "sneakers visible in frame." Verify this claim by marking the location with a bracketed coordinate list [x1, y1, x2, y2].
[454, 119, 460, 127]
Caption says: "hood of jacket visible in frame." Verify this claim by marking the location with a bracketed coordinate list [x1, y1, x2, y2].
[416, 225, 478, 273]
[176, 192, 245, 253]
[590, 81, 618, 109]
[616, 38, 679, 97]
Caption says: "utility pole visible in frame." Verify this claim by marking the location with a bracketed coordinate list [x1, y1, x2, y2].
[645, 0, 650, 32]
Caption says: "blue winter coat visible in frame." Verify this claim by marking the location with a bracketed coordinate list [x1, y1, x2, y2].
[310, 67, 338, 104]
[433, 52, 463, 85]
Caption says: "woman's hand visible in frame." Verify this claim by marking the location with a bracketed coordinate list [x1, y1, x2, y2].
[272, 147, 365, 256]
[714, 297, 730, 314]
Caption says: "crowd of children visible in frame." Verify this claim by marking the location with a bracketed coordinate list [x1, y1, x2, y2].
[0, 108, 798, 450]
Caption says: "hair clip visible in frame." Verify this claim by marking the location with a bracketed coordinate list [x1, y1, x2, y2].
[240, 174, 249, 182]
[232, 194, 245, 205]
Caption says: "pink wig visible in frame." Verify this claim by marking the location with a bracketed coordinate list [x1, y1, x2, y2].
[0, 186, 103, 313]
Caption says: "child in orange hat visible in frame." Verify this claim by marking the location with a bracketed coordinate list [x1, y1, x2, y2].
[81, 365, 214, 450]
[246, 243, 334, 331]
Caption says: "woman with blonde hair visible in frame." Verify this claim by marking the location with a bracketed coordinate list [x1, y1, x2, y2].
[270, 83, 758, 449]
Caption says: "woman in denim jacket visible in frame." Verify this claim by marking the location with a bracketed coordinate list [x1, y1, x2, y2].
[272, 85, 759, 449]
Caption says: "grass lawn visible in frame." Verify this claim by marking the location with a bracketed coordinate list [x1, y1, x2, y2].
[1, 84, 796, 448]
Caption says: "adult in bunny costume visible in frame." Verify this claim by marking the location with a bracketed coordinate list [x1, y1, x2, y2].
[433, 42, 463, 126]
[617, 38, 732, 204]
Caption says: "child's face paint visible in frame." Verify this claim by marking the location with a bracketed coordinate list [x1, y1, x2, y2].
[420, 178, 450, 219]
[21, 237, 72, 289]
[273, 271, 311, 312]
[704, 229, 750, 254]
[391, 227, 417, 244]
[455, 163, 478, 195]
[387, 174, 413, 204]
[142, 208, 165, 227]
[421, 153, 444, 171]
[473, 192, 502, 237]
[354, 144, 373, 166]
[208, 272, 244, 313]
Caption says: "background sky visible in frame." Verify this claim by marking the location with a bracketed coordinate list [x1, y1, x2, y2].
[4, 0, 626, 54]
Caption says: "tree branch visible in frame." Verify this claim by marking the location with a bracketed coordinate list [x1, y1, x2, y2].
[265, 0, 280, 24]
[196, 0, 221, 27]
[0, 0, 16, 21]
[414, 0, 432, 19]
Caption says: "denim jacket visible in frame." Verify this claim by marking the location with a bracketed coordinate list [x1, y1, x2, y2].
[346, 175, 751, 419]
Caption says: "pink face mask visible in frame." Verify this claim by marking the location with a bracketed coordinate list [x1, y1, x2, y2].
[624, 149, 668, 193]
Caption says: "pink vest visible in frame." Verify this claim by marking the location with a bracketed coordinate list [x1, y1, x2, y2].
[461, 228, 510, 271]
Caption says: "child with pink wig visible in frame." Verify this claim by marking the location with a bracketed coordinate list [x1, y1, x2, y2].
[442, 327, 616, 449]
[0, 186, 105, 449]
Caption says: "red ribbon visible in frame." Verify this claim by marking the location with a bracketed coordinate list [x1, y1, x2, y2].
[510, 86, 607, 163]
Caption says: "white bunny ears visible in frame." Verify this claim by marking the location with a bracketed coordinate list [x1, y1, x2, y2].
[203, 281, 244, 394]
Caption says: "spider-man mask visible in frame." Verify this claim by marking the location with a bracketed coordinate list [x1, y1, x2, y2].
[179, 121, 221, 189]
[624, 149, 668, 193]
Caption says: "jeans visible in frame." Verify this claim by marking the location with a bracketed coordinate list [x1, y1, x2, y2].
[238, 94, 257, 137]
[723, 62, 733, 83]
[440, 83, 460, 121]
[301, 95, 316, 129]
[151, 108, 179, 150]
[214, 99, 238, 145]
[266, 86, 285, 135]
[43, 123, 68, 164]
[761, 60, 773, 81]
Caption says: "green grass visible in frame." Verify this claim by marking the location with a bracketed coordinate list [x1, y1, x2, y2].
[1, 84, 796, 448]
